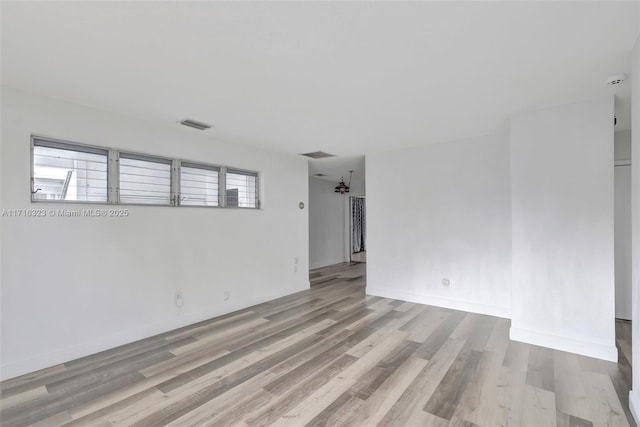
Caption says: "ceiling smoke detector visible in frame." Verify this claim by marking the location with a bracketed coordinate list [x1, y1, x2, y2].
[606, 73, 626, 86]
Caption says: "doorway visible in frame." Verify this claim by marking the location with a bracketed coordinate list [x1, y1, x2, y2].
[349, 196, 366, 263]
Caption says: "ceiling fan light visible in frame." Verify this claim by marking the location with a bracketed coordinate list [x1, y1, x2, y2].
[334, 172, 353, 194]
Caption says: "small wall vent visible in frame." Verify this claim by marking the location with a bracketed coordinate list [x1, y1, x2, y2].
[301, 151, 335, 159]
[180, 119, 212, 130]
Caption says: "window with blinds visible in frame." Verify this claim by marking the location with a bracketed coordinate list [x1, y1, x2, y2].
[226, 169, 258, 208]
[180, 162, 220, 206]
[30, 136, 261, 209]
[119, 154, 172, 205]
[32, 139, 108, 202]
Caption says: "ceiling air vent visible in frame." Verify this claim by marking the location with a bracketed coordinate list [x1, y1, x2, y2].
[301, 151, 335, 159]
[180, 119, 212, 130]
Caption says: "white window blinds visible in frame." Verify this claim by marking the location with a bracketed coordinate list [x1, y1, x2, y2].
[32, 139, 108, 202]
[180, 162, 220, 206]
[119, 153, 172, 205]
[225, 169, 258, 208]
[31, 136, 261, 209]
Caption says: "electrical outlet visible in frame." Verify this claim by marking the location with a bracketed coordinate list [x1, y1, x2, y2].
[442, 278, 451, 287]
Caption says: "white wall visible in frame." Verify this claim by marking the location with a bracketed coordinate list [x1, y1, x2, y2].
[510, 96, 617, 361]
[366, 132, 512, 318]
[309, 176, 347, 269]
[629, 33, 640, 422]
[615, 163, 632, 320]
[0, 87, 309, 380]
[615, 130, 632, 162]
[614, 131, 632, 320]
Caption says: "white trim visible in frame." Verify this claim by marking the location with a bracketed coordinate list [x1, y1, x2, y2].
[630, 390, 640, 425]
[0, 284, 304, 381]
[510, 326, 618, 362]
[366, 287, 511, 319]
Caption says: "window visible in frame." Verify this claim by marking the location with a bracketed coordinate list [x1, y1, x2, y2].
[225, 169, 258, 208]
[180, 162, 220, 206]
[119, 153, 172, 205]
[30, 135, 260, 209]
[32, 138, 108, 202]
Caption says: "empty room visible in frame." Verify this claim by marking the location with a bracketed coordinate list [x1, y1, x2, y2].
[1, 1, 639, 426]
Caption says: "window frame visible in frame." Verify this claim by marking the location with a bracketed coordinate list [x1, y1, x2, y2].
[31, 135, 111, 205]
[117, 151, 174, 206]
[223, 167, 260, 209]
[29, 134, 262, 209]
[177, 160, 222, 208]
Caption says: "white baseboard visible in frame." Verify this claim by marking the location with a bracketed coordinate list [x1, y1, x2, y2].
[630, 390, 640, 425]
[366, 287, 511, 319]
[510, 326, 618, 362]
[1, 316, 186, 381]
[0, 284, 305, 381]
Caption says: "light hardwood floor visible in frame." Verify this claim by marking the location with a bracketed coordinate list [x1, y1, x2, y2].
[0, 262, 634, 426]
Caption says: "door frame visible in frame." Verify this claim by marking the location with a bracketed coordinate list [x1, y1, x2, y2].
[349, 195, 366, 264]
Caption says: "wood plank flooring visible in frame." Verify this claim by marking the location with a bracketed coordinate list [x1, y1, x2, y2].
[0, 262, 634, 426]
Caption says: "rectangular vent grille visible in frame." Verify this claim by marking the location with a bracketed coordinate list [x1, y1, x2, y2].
[301, 151, 335, 159]
[180, 119, 212, 130]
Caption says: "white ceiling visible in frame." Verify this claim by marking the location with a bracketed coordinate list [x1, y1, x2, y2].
[308, 156, 365, 185]
[2, 1, 638, 167]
